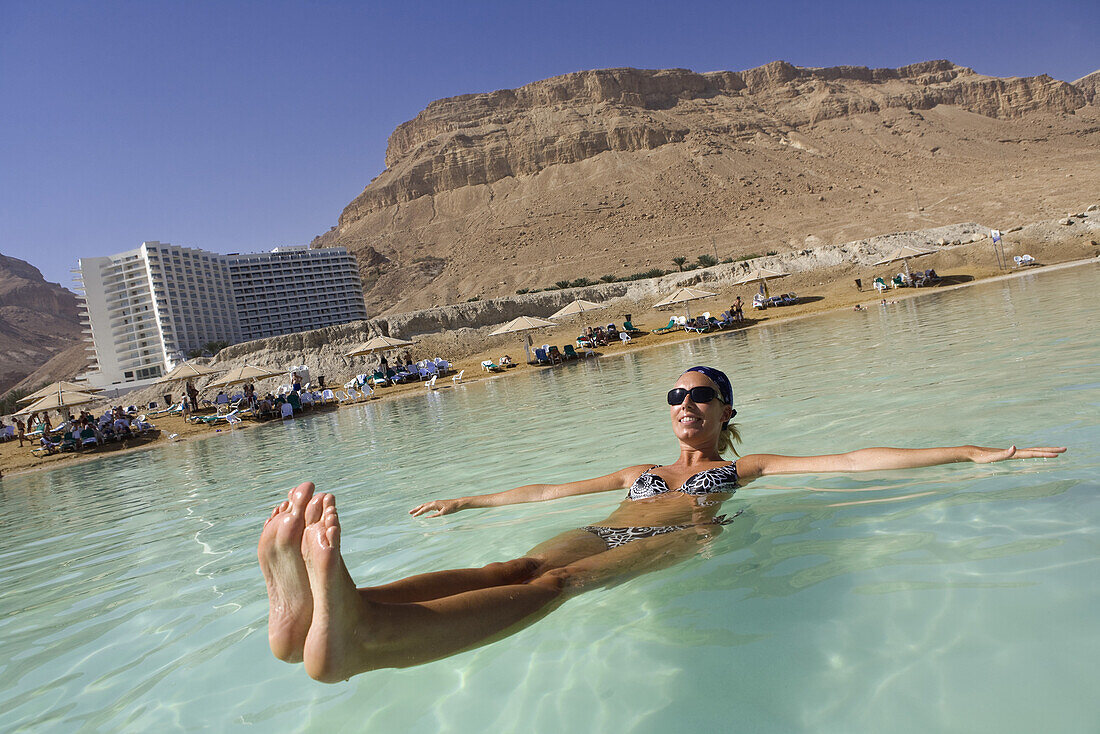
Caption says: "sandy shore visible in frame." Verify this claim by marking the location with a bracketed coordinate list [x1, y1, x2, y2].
[3, 254, 1095, 480]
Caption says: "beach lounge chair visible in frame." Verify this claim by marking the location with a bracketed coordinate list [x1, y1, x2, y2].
[533, 348, 551, 365]
[79, 427, 99, 447]
[752, 294, 767, 309]
[619, 332, 631, 343]
[872, 277, 888, 293]
[425, 375, 438, 390]
[652, 318, 679, 334]
[225, 411, 242, 428]
[321, 389, 335, 404]
[547, 345, 564, 364]
[563, 344, 581, 360]
[481, 360, 503, 372]
[684, 316, 709, 333]
[433, 358, 451, 375]
[451, 369, 464, 384]
[1014, 254, 1036, 267]
[623, 320, 643, 334]
[60, 430, 78, 452]
[280, 403, 294, 420]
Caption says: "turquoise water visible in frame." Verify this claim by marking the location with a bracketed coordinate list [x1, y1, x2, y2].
[2, 264, 1098, 732]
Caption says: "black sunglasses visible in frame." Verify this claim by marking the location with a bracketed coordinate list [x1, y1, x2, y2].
[667, 386, 725, 406]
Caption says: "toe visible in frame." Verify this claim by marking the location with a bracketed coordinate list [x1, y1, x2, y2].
[304, 493, 326, 525]
[289, 482, 316, 514]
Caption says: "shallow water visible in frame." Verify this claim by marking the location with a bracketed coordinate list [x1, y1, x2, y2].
[2, 264, 1098, 732]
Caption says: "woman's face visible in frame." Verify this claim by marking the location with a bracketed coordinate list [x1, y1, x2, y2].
[668, 371, 733, 447]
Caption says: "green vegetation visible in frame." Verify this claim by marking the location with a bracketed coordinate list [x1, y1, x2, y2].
[515, 288, 530, 295]
[466, 296, 481, 302]
[0, 388, 30, 416]
[599, 274, 617, 283]
[766, 250, 778, 256]
[672, 256, 687, 272]
[570, 277, 594, 288]
[697, 254, 717, 267]
[736, 253, 762, 262]
[554, 280, 572, 290]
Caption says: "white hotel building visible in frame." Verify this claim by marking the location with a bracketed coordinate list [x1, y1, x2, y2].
[76, 241, 367, 390]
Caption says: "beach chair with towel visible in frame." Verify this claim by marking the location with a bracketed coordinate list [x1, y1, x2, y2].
[481, 360, 504, 372]
[652, 318, 680, 334]
[1013, 255, 1037, 267]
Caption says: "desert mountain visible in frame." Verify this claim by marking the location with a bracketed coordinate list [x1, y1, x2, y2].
[314, 60, 1100, 314]
[0, 252, 85, 396]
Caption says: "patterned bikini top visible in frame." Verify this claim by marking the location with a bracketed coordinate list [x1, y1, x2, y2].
[627, 463, 740, 501]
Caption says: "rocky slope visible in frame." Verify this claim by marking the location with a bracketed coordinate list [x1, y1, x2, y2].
[0, 253, 85, 395]
[315, 60, 1100, 314]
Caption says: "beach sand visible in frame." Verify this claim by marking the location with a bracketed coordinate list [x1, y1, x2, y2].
[3, 250, 1095, 480]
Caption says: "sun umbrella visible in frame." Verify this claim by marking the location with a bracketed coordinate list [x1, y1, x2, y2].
[205, 365, 280, 389]
[159, 361, 226, 383]
[489, 316, 558, 363]
[15, 389, 102, 415]
[548, 299, 606, 320]
[733, 268, 790, 298]
[345, 335, 415, 357]
[652, 287, 717, 320]
[17, 381, 103, 404]
[873, 245, 933, 279]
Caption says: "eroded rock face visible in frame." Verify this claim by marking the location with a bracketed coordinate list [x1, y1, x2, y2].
[340, 61, 1085, 222]
[0, 253, 83, 395]
[315, 59, 1099, 315]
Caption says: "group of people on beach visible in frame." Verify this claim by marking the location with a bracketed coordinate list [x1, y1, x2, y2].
[258, 364, 1065, 682]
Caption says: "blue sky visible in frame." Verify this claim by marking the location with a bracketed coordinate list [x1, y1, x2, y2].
[2, 0, 1096, 289]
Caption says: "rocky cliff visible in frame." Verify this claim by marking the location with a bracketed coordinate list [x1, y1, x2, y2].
[0, 252, 85, 395]
[315, 60, 1100, 315]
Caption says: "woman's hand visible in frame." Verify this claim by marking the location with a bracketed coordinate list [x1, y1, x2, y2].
[968, 445, 1067, 464]
[409, 498, 468, 518]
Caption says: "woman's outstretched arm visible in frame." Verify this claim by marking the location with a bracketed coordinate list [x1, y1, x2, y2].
[409, 465, 651, 518]
[737, 445, 1066, 482]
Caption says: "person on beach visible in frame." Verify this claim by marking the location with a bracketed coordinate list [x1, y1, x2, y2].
[732, 296, 744, 322]
[15, 418, 26, 447]
[258, 366, 1066, 683]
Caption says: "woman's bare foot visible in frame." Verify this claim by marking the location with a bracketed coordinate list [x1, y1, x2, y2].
[300, 494, 376, 682]
[258, 481, 316, 663]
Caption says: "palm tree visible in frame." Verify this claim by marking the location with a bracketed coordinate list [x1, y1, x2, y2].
[672, 256, 687, 272]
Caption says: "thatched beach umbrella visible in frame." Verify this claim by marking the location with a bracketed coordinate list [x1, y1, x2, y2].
[734, 268, 790, 298]
[549, 299, 608, 334]
[873, 245, 933, 279]
[17, 381, 102, 404]
[489, 316, 557, 363]
[653, 287, 717, 320]
[205, 365, 280, 390]
[15, 388, 102, 416]
[159, 361, 225, 383]
[346, 335, 415, 358]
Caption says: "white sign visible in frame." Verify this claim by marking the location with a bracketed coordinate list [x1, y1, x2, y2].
[991, 229, 1002, 243]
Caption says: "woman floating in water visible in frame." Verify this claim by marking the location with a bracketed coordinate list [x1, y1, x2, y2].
[258, 366, 1065, 682]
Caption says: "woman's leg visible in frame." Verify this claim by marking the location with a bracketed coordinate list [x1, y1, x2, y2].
[301, 495, 588, 681]
[354, 524, 607, 603]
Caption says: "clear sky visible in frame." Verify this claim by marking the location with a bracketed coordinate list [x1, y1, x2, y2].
[2, 0, 1096, 289]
